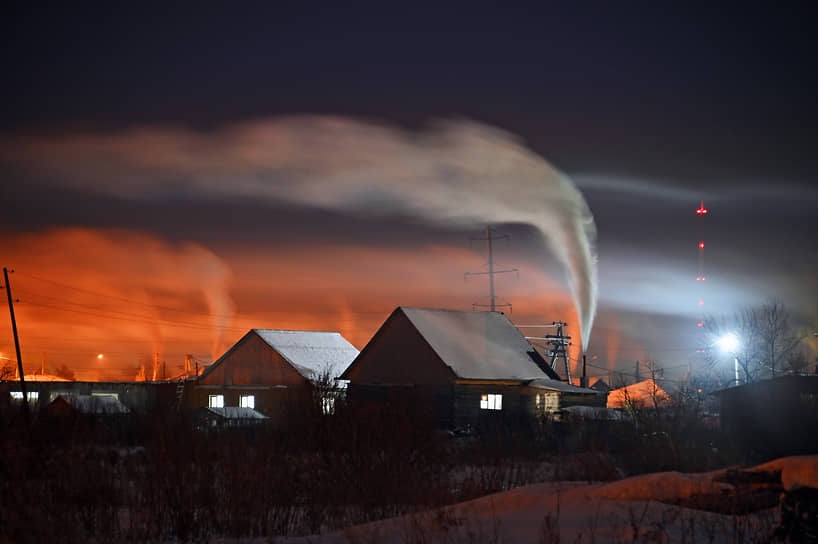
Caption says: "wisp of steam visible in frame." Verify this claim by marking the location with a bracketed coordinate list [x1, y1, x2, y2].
[3, 117, 598, 347]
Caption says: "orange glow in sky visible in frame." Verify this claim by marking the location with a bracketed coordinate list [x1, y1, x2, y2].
[1, 227, 578, 381]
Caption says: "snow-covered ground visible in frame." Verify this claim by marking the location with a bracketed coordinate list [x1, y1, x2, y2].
[268, 455, 817, 543]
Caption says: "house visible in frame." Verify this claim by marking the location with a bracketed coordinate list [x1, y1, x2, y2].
[184, 329, 359, 427]
[715, 374, 818, 457]
[340, 307, 603, 429]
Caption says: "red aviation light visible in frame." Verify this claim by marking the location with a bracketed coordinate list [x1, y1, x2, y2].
[696, 201, 708, 215]
[698, 300, 704, 306]
[697, 321, 704, 327]
[699, 242, 705, 249]
[696, 276, 706, 281]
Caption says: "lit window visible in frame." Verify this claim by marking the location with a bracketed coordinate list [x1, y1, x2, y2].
[208, 394, 224, 408]
[479, 393, 502, 410]
[322, 396, 335, 415]
[10, 391, 37, 401]
[535, 393, 542, 412]
[239, 395, 254, 409]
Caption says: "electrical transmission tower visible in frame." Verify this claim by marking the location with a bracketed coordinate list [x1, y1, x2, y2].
[464, 226, 518, 312]
[520, 322, 573, 383]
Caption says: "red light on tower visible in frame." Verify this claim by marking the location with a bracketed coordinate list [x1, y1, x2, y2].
[699, 242, 705, 249]
[697, 321, 703, 327]
[696, 201, 708, 215]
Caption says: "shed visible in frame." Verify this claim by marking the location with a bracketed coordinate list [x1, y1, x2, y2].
[715, 374, 818, 457]
[341, 307, 603, 429]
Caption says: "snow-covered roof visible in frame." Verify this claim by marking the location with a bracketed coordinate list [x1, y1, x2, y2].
[205, 407, 268, 419]
[253, 329, 359, 382]
[53, 394, 130, 414]
[400, 308, 548, 381]
[527, 378, 600, 395]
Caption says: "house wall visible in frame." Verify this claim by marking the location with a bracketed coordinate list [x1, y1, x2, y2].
[185, 383, 311, 428]
[343, 310, 456, 386]
[452, 382, 526, 429]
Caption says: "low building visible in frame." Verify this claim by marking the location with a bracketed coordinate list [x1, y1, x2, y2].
[716, 374, 818, 457]
[340, 307, 603, 429]
[183, 329, 359, 427]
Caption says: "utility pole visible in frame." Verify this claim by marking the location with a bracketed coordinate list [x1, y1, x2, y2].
[3, 267, 28, 420]
[465, 226, 518, 312]
[520, 322, 573, 383]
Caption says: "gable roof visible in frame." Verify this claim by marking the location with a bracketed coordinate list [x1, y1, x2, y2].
[396, 307, 552, 381]
[202, 329, 359, 382]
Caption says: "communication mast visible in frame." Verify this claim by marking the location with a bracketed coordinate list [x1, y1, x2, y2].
[465, 226, 518, 312]
[695, 201, 708, 352]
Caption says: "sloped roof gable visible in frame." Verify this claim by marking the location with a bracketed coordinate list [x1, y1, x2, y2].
[399, 307, 549, 381]
[252, 329, 359, 381]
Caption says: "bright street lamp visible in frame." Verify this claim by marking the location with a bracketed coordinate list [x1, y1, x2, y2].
[716, 333, 741, 386]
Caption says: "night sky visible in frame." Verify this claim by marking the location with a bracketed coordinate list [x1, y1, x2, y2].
[1, 3, 816, 381]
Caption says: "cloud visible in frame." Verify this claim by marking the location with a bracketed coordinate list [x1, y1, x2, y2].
[1, 116, 599, 347]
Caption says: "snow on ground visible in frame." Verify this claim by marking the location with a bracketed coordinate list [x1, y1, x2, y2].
[268, 456, 818, 543]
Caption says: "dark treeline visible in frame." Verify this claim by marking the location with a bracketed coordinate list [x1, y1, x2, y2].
[0, 396, 738, 542]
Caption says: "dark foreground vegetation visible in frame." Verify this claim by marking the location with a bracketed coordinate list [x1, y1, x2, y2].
[0, 398, 745, 543]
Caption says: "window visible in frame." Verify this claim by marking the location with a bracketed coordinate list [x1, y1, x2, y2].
[239, 395, 254, 409]
[535, 393, 542, 412]
[208, 394, 224, 408]
[479, 393, 502, 410]
[10, 391, 38, 401]
[322, 396, 335, 415]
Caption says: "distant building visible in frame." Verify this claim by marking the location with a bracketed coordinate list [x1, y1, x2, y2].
[607, 379, 671, 409]
[341, 307, 603, 429]
[715, 374, 818, 457]
[182, 329, 359, 427]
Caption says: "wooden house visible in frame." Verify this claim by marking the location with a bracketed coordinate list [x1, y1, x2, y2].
[340, 307, 603, 429]
[184, 329, 359, 428]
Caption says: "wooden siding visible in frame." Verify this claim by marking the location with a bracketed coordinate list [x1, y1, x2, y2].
[198, 331, 310, 387]
[343, 309, 457, 385]
[452, 382, 526, 429]
[186, 384, 310, 428]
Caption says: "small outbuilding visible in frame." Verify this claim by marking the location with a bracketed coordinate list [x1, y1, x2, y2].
[715, 374, 818, 457]
[340, 307, 603, 429]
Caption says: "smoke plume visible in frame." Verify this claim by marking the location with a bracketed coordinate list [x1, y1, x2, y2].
[2, 117, 598, 346]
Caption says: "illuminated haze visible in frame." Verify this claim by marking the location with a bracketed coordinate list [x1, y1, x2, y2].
[3, 117, 598, 347]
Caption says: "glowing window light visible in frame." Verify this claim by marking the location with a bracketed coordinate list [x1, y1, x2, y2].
[239, 395, 254, 409]
[480, 393, 503, 410]
[208, 394, 224, 408]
